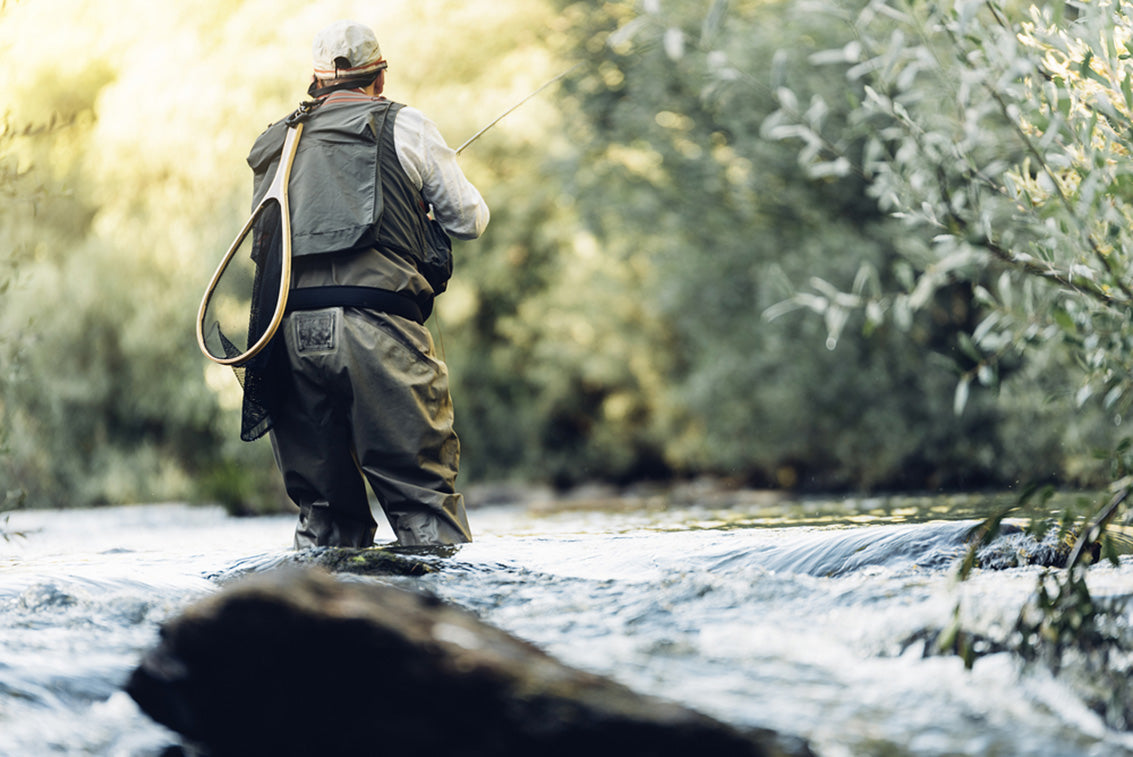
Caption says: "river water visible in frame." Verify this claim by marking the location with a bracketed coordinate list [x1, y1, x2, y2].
[2, 493, 1132, 756]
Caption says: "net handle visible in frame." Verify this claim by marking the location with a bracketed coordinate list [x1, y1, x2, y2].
[196, 122, 303, 366]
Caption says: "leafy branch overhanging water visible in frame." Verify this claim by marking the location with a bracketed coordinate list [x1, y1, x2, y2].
[760, 0, 1133, 726]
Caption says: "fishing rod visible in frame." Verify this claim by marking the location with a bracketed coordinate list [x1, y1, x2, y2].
[456, 64, 580, 155]
[426, 63, 580, 360]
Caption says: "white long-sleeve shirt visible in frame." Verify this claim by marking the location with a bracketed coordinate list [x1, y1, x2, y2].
[393, 106, 489, 240]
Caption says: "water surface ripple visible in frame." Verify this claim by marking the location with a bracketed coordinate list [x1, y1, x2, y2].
[1, 499, 1132, 756]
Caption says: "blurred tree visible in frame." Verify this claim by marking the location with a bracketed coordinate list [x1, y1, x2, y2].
[0, 0, 580, 509]
[544, 0, 1097, 490]
[0, 0, 1122, 511]
[0, 110, 29, 519]
[763, 0, 1133, 690]
[762, 0, 1131, 494]
[0, 0, 35, 522]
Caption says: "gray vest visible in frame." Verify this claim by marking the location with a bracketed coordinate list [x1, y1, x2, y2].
[248, 98, 428, 264]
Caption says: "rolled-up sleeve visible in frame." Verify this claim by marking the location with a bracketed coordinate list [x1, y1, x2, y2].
[394, 106, 489, 240]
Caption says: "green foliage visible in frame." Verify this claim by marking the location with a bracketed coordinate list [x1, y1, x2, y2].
[765, 0, 1133, 459]
[1013, 564, 1133, 729]
[443, 157, 672, 486]
[0, 3, 38, 528]
[1, 0, 1128, 510]
[0, 0, 578, 508]
[1016, 566, 1111, 669]
[764, 0, 1133, 696]
[936, 484, 1133, 719]
[544, 0, 1096, 489]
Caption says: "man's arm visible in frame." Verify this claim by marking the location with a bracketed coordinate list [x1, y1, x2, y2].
[394, 106, 490, 240]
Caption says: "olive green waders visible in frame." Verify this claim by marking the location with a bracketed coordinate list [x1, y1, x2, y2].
[269, 305, 471, 548]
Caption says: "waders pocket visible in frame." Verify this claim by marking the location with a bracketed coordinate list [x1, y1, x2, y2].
[294, 310, 337, 353]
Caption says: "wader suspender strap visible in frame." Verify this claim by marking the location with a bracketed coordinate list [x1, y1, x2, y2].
[372, 102, 392, 189]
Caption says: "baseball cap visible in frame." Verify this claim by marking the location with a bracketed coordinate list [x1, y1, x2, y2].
[311, 20, 387, 80]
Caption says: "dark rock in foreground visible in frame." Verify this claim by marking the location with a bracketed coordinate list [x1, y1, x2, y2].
[127, 567, 813, 757]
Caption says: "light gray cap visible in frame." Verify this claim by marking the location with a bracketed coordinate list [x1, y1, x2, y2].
[312, 20, 386, 80]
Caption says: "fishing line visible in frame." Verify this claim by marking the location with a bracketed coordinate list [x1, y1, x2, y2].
[456, 63, 581, 155]
[430, 63, 582, 361]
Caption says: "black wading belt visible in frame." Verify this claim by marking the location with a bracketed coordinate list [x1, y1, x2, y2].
[285, 286, 425, 325]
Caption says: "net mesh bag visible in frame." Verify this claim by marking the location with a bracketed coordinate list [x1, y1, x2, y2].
[239, 200, 288, 441]
[201, 199, 290, 441]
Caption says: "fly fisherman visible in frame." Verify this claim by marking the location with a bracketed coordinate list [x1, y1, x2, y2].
[246, 20, 489, 548]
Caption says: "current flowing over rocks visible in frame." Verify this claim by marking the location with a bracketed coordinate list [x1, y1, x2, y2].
[126, 566, 815, 757]
[6, 501, 1133, 756]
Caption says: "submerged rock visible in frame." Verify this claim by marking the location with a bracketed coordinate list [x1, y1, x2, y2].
[974, 524, 1075, 570]
[207, 544, 462, 584]
[972, 522, 1129, 570]
[127, 567, 813, 757]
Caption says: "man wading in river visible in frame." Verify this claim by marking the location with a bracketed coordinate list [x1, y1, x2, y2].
[246, 20, 489, 548]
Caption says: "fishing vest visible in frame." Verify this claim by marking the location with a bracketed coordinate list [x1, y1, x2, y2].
[248, 96, 429, 268]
